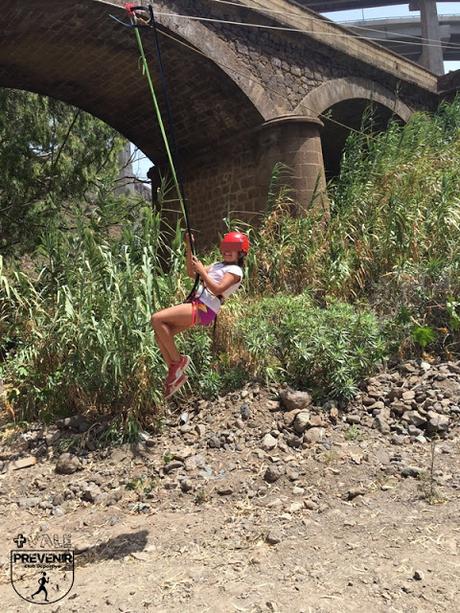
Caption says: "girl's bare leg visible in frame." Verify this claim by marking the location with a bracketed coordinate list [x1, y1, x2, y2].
[151, 304, 194, 365]
[152, 326, 173, 367]
[153, 323, 190, 367]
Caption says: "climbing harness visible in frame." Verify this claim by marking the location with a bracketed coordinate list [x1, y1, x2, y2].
[110, 3, 200, 303]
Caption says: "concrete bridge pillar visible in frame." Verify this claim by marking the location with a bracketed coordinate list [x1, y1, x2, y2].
[410, 0, 444, 74]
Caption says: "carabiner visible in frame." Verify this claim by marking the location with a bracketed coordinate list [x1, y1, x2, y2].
[109, 3, 153, 29]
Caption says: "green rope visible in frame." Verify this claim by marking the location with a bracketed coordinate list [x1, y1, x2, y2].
[133, 27, 187, 222]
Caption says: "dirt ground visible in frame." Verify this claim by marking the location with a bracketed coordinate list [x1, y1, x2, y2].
[0, 383, 459, 613]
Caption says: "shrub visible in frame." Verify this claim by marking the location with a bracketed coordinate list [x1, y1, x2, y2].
[232, 292, 387, 401]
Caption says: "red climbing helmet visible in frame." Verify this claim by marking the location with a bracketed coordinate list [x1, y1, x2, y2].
[220, 231, 250, 255]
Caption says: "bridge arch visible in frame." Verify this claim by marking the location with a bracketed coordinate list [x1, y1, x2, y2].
[295, 77, 413, 178]
[1, 1, 442, 242]
[295, 77, 412, 122]
[0, 0, 275, 162]
[0, 0, 283, 242]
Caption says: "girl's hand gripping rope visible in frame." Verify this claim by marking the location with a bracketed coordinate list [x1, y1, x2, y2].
[124, 3, 151, 26]
[191, 255, 206, 277]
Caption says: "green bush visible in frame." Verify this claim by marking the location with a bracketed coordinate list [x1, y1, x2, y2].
[234, 292, 387, 401]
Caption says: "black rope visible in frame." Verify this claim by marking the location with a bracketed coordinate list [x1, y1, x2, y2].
[148, 4, 200, 302]
[111, 3, 200, 302]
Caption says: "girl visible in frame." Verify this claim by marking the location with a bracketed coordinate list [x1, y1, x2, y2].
[151, 231, 250, 398]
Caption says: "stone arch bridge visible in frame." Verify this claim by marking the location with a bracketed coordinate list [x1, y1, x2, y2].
[0, 0, 446, 243]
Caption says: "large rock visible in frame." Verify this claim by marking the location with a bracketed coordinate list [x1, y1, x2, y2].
[261, 433, 277, 451]
[433, 378, 460, 400]
[427, 411, 450, 433]
[303, 427, 325, 444]
[308, 414, 325, 427]
[184, 454, 207, 471]
[163, 460, 184, 474]
[404, 411, 427, 428]
[279, 389, 312, 411]
[374, 414, 390, 433]
[58, 415, 90, 433]
[55, 453, 82, 475]
[284, 433, 303, 448]
[81, 484, 104, 504]
[264, 463, 285, 483]
[401, 466, 422, 478]
[390, 401, 407, 416]
[346, 414, 361, 424]
[447, 362, 460, 375]
[293, 412, 311, 434]
[18, 496, 41, 509]
[368, 401, 385, 411]
[283, 409, 300, 427]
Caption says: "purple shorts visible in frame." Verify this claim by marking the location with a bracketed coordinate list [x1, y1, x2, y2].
[191, 299, 217, 327]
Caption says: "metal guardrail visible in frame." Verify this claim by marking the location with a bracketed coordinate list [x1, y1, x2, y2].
[337, 13, 460, 24]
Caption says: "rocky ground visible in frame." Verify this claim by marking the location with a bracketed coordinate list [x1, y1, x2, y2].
[0, 358, 459, 612]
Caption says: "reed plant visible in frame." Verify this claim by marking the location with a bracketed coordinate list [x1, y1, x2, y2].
[0, 203, 189, 424]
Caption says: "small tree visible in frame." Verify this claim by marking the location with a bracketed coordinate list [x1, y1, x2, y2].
[0, 89, 125, 254]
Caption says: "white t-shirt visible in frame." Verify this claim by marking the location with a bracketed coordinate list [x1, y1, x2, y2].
[196, 262, 243, 313]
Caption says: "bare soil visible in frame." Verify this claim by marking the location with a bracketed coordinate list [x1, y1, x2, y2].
[0, 383, 459, 613]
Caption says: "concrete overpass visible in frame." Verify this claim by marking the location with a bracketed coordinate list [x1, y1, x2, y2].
[295, 0, 459, 12]
[293, 0, 455, 74]
[340, 14, 460, 63]
[295, 0, 459, 74]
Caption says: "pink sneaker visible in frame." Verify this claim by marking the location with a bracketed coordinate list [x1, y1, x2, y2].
[164, 373, 188, 399]
[167, 355, 190, 385]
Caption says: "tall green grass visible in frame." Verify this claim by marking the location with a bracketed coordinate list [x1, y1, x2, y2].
[239, 98, 460, 357]
[325, 101, 460, 301]
[1, 204, 193, 422]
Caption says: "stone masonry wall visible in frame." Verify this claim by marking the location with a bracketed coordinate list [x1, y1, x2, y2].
[155, 117, 327, 248]
[164, 0, 438, 115]
[155, 132, 262, 248]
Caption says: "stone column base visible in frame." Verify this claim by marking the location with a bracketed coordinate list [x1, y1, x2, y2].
[256, 115, 329, 218]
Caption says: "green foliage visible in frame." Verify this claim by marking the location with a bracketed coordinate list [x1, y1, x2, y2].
[238, 97, 460, 358]
[244, 184, 324, 296]
[2, 95, 460, 427]
[324, 98, 460, 304]
[0, 89, 125, 254]
[344, 425, 363, 442]
[447, 299, 460, 332]
[126, 475, 158, 495]
[234, 292, 386, 401]
[0, 206, 194, 422]
[411, 325, 436, 350]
